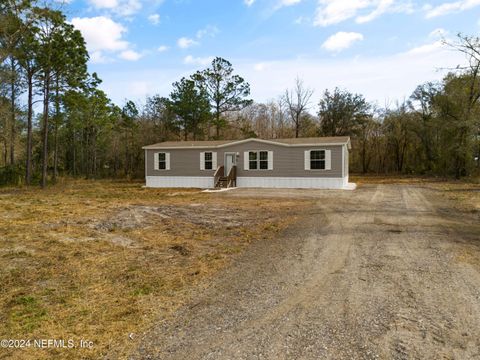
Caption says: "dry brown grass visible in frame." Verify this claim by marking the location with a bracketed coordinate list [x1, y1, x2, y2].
[0, 180, 309, 359]
[352, 174, 480, 213]
[425, 182, 480, 214]
[350, 174, 448, 185]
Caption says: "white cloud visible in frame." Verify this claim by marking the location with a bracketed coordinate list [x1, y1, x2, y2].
[277, 0, 302, 8]
[314, 0, 413, 27]
[244, 0, 255, 6]
[71, 16, 145, 63]
[294, 16, 308, 24]
[89, 50, 110, 64]
[183, 55, 214, 66]
[148, 14, 160, 25]
[424, 0, 480, 18]
[254, 62, 273, 71]
[356, 0, 396, 23]
[322, 31, 364, 52]
[406, 41, 444, 55]
[88, 0, 117, 8]
[177, 37, 199, 49]
[239, 46, 463, 106]
[119, 50, 143, 61]
[196, 25, 219, 39]
[429, 28, 448, 38]
[87, 0, 142, 16]
[71, 16, 128, 52]
[315, 0, 371, 26]
[130, 81, 152, 98]
[95, 43, 465, 108]
[157, 45, 169, 52]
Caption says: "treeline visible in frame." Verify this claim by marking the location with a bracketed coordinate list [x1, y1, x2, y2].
[0, 0, 120, 186]
[1, 0, 479, 186]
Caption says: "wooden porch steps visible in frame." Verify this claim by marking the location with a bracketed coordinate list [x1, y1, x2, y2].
[214, 165, 236, 189]
[216, 177, 229, 189]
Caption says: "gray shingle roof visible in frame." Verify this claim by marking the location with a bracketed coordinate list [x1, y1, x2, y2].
[143, 137, 350, 149]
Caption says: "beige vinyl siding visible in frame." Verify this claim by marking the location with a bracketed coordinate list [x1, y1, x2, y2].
[146, 140, 344, 178]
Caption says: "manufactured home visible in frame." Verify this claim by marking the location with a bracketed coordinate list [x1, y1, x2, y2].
[143, 137, 351, 189]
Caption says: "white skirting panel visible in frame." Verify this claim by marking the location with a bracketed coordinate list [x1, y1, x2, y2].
[146, 176, 214, 189]
[236, 177, 346, 189]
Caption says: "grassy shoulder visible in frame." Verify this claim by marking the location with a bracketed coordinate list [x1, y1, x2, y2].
[0, 180, 310, 359]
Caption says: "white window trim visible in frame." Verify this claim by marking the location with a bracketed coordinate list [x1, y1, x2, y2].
[154, 152, 170, 171]
[200, 151, 216, 171]
[245, 150, 273, 171]
[306, 149, 331, 171]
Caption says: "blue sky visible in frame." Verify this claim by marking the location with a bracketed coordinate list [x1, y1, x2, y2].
[63, 0, 480, 107]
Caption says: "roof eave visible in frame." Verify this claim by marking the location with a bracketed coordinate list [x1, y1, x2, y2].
[143, 137, 351, 150]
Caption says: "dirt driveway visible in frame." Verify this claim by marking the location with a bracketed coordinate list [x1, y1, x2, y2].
[131, 184, 480, 359]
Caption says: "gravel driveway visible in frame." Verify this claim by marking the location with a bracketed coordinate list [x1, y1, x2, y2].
[131, 184, 480, 359]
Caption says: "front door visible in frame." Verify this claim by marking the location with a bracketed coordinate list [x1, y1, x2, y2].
[225, 153, 236, 176]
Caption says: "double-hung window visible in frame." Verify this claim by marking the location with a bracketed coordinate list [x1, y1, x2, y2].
[310, 150, 326, 170]
[249, 151, 269, 170]
[204, 152, 213, 170]
[259, 151, 268, 169]
[158, 153, 167, 170]
[249, 152, 257, 170]
[200, 151, 216, 170]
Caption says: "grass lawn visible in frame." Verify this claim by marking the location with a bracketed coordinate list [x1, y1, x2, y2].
[0, 180, 309, 359]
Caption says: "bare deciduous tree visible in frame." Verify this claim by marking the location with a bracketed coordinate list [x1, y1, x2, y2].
[283, 77, 313, 138]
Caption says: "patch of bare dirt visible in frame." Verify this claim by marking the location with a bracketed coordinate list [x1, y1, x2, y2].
[89, 204, 263, 232]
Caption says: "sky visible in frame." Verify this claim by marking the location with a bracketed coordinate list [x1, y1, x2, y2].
[61, 0, 480, 107]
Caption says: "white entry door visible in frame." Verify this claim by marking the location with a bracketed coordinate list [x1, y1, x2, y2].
[225, 153, 236, 176]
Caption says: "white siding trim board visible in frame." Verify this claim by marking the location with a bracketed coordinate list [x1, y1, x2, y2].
[146, 176, 348, 189]
[146, 176, 214, 188]
[237, 177, 345, 189]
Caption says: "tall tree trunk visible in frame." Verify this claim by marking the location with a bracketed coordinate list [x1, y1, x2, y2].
[85, 127, 90, 179]
[92, 130, 97, 178]
[2, 139, 7, 166]
[361, 139, 368, 173]
[25, 73, 33, 185]
[10, 58, 16, 166]
[295, 113, 300, 138]
[215, 107, 220, 139]
[41, 75, 50, 189]
[113, 141, 118, 177]
[53, 79, 60, 183]
[72, 130, 76, 177]
[125, 130, 129, 176]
